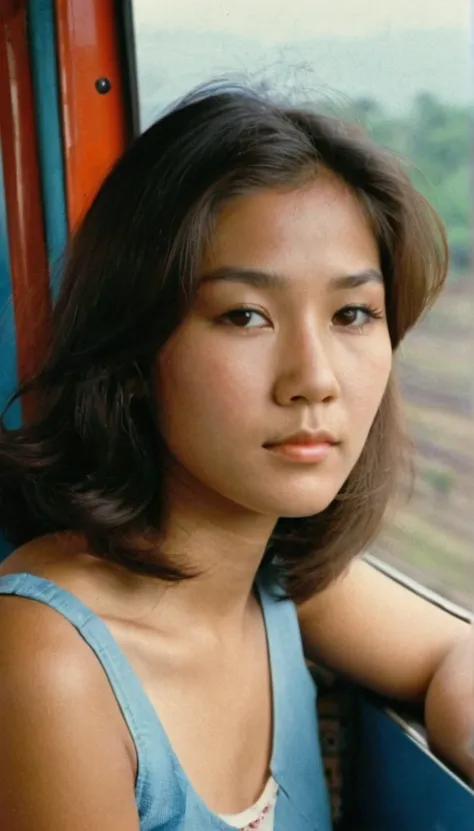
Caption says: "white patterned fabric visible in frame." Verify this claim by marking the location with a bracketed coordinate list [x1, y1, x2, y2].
[219, 776, 278, 830]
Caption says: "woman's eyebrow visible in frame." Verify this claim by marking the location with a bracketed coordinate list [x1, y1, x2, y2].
[199, 266, 287, 289]
[329, 269, 384, 290]
[199, 266, 383, 290]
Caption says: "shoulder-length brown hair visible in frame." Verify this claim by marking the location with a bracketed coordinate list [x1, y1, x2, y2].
[0, 84, 448, 603]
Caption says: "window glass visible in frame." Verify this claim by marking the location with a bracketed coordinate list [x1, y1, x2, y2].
[131, 1, 473, 608]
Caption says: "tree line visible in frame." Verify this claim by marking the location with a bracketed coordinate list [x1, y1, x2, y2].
[333, 94, 472, 273]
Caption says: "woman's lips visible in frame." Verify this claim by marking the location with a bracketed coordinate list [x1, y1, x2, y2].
[264, 441, 333, 463]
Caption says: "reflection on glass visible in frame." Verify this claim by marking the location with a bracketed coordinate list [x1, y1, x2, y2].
[131, 0, 473, 608]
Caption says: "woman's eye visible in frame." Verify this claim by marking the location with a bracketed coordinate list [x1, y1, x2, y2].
[333, 305, 383, 329]
[220, 308, 269, 328]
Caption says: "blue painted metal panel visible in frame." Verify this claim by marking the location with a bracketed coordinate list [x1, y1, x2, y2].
[351, 697, 474, 830]
[1, 2, 66, 562]
[0, 149, 18, 561]
[27, 0, 68, 295]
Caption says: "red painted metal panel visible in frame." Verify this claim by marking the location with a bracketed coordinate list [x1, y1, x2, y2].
[0, 0, 51, 420]
[55, 0, 128, 230]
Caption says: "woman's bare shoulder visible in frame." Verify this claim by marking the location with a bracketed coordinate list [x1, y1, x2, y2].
[0, 532, 132, 615]
[0, 584, 129, 734]
[0, 586, 105, 687]
[0, 532, 100, 586]
[0, 590, 139, 830]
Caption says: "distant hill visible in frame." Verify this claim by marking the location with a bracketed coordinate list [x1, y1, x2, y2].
[134, 27, 471, 127]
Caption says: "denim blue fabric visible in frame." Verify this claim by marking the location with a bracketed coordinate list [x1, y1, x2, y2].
[0, 571, 332, 830]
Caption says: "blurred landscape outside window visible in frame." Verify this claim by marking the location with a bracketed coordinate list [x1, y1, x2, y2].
[131, 0, 474, 609]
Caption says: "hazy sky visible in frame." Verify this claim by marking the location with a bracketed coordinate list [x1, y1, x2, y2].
[133, 0, 471, 120]
[133, 0, 469, 40]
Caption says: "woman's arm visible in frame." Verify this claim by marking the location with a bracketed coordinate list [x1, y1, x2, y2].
[297, 558, 473, 777]
[425, 630, 474, 780]
[0, 597, 140, 831]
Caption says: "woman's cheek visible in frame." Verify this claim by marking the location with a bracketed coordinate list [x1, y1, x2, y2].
[342, 342, 392, 421]
[158, 334, 266, 425]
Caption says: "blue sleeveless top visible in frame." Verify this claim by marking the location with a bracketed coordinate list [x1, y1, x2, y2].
[0, 571, 332, 831]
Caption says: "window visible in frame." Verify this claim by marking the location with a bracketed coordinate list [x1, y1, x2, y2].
[131, 0, 473, 608]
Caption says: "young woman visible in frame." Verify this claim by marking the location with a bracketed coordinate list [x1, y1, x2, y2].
[0, 85, 472, 831]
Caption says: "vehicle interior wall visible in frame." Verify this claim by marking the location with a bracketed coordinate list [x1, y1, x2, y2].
[0, 153, 17, 561]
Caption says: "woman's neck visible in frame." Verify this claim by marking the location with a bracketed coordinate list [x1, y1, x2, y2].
[155, 471, 277, 631]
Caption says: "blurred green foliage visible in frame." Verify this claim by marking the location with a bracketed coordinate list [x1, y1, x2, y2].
[334, 94, 472, 270]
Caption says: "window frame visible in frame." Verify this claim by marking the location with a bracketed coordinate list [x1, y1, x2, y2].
[364, 553, 473, 623]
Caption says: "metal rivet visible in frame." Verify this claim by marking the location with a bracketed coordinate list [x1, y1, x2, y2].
[95, 77, 112, 94]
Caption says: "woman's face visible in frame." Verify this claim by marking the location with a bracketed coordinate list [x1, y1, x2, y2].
[157, 173, 392, 519]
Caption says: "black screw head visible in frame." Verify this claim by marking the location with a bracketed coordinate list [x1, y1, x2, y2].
[95, 77, 112, 94]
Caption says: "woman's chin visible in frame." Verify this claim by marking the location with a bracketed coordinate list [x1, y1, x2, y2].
[277, 502, 332, 519]
[252, 490, 337, 520]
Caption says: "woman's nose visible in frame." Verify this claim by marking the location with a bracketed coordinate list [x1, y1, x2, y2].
[272, 326, 341, 407]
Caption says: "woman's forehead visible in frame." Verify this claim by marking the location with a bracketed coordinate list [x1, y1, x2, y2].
[203, 179, 380, 279]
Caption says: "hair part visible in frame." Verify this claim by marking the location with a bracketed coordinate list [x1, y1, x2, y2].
[0, 83, 448, 602]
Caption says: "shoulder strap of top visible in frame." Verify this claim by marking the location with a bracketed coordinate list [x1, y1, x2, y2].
[0, 572, 184, 827]
[256, 572, 332, 830]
